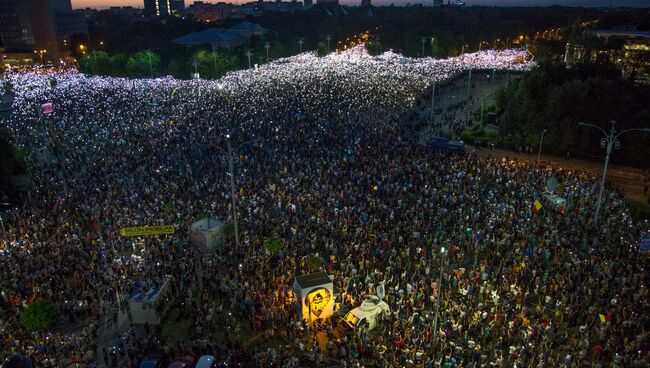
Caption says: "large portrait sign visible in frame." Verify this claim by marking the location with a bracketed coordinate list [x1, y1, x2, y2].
[293, 272, 334, 325]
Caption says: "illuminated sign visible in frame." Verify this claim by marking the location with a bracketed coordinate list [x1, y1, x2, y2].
[119, 225, 174, 237]
[305, 288, 332, 319]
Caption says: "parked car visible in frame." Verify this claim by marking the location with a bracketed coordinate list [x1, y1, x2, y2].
[426, 137, 466, 153]
[167, 356, 194, 368]
[195, 355, 217, 368]
[139, 358, 164, 368]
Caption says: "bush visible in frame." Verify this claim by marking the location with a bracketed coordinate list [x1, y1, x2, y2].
[626, 199, 650, 222]
[20, 299, 58, 331]
[223, 223, 235, 238]
[306, 255, 324, 272]
[264, 237, 285, 254]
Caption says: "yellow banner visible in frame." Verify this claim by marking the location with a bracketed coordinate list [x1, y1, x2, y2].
[119, 225, 174, 237]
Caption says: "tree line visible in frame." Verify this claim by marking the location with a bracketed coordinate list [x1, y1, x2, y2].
[493, 61, 650, 167]
[72, 6, 601, 79]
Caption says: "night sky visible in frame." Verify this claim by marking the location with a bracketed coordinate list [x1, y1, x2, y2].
[71, 0, 649, 9]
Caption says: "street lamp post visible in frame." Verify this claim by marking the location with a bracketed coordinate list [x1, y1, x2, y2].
[421, 37, 426, 57]
[298, 38, 304, 53]
[0, 206, 8, 246]
[577, 121, 650, 226]
[465, 69, 472, 103]
[212, 47, 218, 78]
[430, 81, 435, 126]
[264, 43, 270, 63]
[326, 35, 332, 54]
[432, 246, 447, 359]
[536, 128, 547, 171]
[245, 50, 252, 69]
[34, 50, 47, 64]
[225, 134, 240, 248]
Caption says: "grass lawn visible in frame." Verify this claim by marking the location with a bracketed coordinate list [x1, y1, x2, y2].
[161, 307, 192, 342]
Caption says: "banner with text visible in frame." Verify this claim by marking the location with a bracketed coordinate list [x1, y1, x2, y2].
[119, 225, 174, 237]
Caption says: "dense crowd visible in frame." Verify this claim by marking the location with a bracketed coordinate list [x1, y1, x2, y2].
[1, 47, 648, 368]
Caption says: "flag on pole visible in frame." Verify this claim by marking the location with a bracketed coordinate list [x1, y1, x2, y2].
[532, 199, 543, 214]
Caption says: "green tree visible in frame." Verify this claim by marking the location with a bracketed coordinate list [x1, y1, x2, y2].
[168, 55, 190, 79]
[0, 127, 27, 197]
[263, 237, 285, 254]
[365, 39, 383, 56]
[79, 50, 113, 76]
[223, 223, 235, 238]
[306, 255, 324, 272]
[429, 37, 440, 58]
[20, 299, 58, 331]
[317, 42, 328, 57]
[127, 50, 161, 78]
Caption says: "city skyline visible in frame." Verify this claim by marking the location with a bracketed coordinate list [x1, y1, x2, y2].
[71, 0, 649, 9]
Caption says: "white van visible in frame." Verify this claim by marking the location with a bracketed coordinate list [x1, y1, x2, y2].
[541, 192, 566, 212]
[341, 296, 390, 332]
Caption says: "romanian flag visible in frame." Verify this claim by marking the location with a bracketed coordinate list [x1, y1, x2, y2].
[532, 199, 543, 214]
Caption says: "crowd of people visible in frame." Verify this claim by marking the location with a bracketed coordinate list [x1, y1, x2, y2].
[0, 46, 648, 368]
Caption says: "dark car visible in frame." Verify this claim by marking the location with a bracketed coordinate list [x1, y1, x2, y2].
[167, 356, 194, 368]
[139, 358, 164, 368]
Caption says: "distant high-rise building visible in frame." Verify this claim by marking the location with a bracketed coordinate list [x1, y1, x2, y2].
[0, 0, 87, 62]
[171, 0, 185, 15]
[145, 0, 185, 16]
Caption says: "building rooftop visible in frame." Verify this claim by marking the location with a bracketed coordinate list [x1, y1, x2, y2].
[295, 272, 332, 288]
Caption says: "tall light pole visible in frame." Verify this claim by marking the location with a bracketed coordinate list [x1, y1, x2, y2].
[212, 47, 218, 79]
[536, 128, 547, 171]
[225, 134, 240, 248]
[430, 81, 435, 126]
[147, 49, 154, 78]
[577, 121, 650, 226]
[264, 43, 270, 62]
[245, 49, 252, 69]
[421, 37, 427, 57]
[325, 35, 332, 54]
[465, 69, 472, 103]
[0, 202, 9, 247]
[34, 49, 47, 64]
[432, 246, 447, 359]
[298, 38, 304, 53]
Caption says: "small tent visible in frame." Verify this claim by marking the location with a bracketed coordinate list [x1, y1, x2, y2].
[189, 217, 224, 252]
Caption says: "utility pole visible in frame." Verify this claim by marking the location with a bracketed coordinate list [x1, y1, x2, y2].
[430, 81, 435, 126]
[148, 49, 154, 78]
[225, 134, 240, 248]
[212, 47, 218, 78]
[536, 129, 547, 171]
[245, 50, 252, 69]
[465, 69, 472, 103]
[577, 121, 650, 226]
[432, 246, 447, 360]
